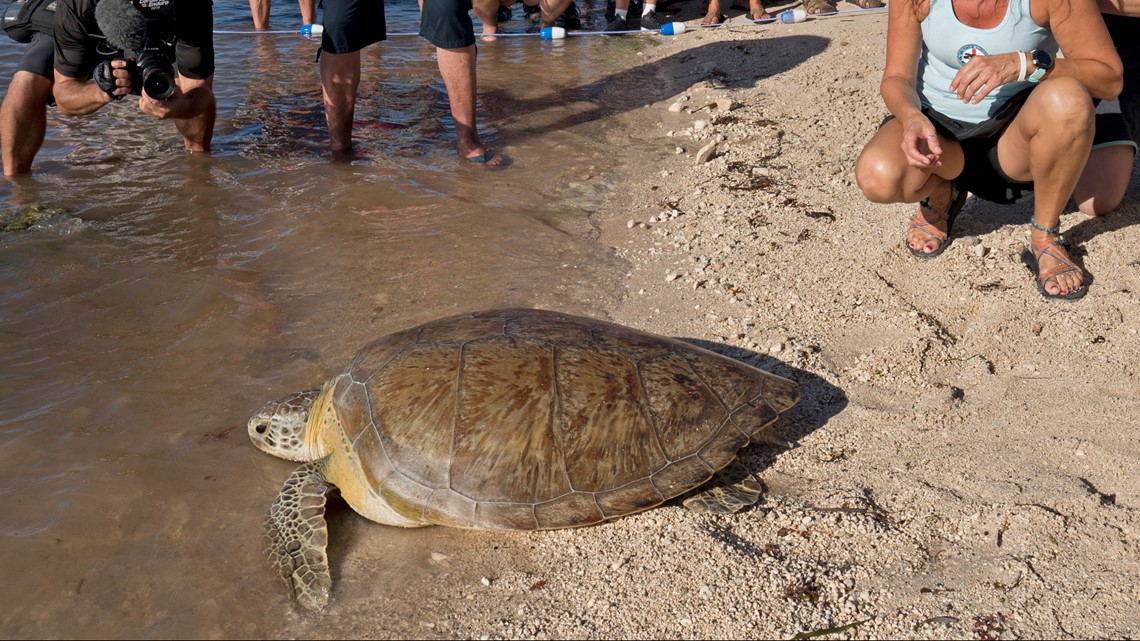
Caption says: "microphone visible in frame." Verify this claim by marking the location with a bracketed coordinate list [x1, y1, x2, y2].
[94, 0, 147, 51]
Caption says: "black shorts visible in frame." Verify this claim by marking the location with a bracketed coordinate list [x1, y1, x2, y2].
[17, 31, 54, 79]
[320, 0, 387, 54]
[419, 0, 475, 49]
[882, 86, 1037, 204]
[1094, 38, 1140, 150]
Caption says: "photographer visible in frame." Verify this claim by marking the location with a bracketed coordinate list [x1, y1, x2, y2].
[1, 0, 57, 176]
[52, 0, 215, 154]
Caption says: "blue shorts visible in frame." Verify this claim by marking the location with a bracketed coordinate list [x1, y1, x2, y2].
[419, 0, 476, 49]
[320, 0, 387, 54]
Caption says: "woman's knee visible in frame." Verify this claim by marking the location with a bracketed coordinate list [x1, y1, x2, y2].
[855, 149, 906, 203]
[1033, 77, 1095, 133]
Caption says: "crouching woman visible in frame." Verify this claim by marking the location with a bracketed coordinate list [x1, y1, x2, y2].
[854, 0, 1122, 300]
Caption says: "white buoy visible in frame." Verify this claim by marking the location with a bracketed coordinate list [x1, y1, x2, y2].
[300, 23, 324, 37]
[661, 22, 687, 35]
[778, 9, 807, 23]
[540, 26, 567, 39]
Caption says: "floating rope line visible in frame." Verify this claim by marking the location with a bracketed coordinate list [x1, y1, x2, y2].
[211, 6, 886, 38]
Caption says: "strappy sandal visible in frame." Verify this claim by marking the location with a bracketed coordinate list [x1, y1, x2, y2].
[1022, 222, 1089, 301]
[906, 181, 967, 259]
[803, 0, 836, 14]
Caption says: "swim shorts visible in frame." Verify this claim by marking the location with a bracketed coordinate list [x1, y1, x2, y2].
[17, 31, 54, 80]
[419, 0, 476, 50]
[320, 0, 387, 54]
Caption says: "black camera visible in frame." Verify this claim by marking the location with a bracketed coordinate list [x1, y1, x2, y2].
[94, 40, 176, 101]
[92, 0, 178, 100]
[128, 42, 176, 100]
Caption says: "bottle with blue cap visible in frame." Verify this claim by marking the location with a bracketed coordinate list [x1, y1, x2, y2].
[539, 25, 566, 39]
[778, 8, 806, 22]
[300, 23, 324, 37]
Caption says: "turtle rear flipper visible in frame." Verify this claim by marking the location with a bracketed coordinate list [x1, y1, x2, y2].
[266, 461, 337, 611]
[681, 461, 764, 514]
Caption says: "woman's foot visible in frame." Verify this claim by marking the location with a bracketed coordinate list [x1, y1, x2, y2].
[906, 180, 964, 258]
[1028, 231, 1087, 299]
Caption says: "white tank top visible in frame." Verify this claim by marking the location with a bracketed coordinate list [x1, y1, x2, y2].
[917, 0, 1056, 123]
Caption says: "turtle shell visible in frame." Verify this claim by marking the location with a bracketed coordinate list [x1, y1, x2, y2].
[322, 309, 798, 530]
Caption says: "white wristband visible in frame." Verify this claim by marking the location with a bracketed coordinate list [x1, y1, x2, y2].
[1017, 50, 1028, 82]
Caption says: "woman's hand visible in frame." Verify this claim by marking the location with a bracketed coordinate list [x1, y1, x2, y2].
[900, 115, 942, 169]
[950, 51, 1021, 104]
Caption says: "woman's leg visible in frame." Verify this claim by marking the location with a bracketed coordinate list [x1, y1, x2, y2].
[995, 77, 1096, 296]
[855, 118, 965, 253]
[1072, 143, 1134, 216]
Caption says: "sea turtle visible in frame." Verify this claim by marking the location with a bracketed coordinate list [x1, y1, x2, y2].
[248, 308, 799, 610]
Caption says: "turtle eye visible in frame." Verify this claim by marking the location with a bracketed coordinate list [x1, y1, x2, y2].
[255, 423, 268, 434]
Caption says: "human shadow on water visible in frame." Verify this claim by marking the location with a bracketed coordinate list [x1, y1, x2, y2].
[483, 34, 831, 141]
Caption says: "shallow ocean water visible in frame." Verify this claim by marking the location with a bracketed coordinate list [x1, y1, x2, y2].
[0, 0, 677, 635]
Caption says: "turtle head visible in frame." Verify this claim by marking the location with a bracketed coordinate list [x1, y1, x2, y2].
[248, 388, 324, 462]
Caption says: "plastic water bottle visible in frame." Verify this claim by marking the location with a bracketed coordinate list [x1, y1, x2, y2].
[778, 9, 807, 23]
[539, 26, 566, 39]
[661, 22, 687, 35]
[300, 23, 324, 37]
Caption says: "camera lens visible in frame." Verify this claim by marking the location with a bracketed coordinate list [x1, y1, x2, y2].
[141, 67, 175, 100]
[135, 48, 176, 100]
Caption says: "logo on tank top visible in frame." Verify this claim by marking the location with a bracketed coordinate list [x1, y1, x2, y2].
[957, 44, 988, 66]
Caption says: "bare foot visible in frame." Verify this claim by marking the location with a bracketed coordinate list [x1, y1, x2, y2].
[701, 0, 724, 24]
[748, 0, 771, 19]
[473, 5, 500, 42]
[804, 0, 837, 14]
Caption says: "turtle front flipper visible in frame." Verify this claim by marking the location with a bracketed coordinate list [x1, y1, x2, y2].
[681, 461, 764, 514]
[265, 461, 338, 611]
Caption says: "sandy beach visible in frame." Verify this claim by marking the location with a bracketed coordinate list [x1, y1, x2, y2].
[590, 4, 1140, 637]
[325, 4, 1140, 638]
